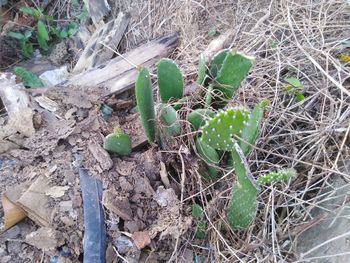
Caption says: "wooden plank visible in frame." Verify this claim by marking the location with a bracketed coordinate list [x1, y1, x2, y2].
[83, 0, 110, 25]
[67, 33, 179, 97]
[73, 13, 130, 73]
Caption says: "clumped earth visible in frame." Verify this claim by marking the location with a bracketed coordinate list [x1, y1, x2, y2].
[1, 0, 350, 262]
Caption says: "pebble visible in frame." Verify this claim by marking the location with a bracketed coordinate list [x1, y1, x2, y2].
[114, 235, 134, 254]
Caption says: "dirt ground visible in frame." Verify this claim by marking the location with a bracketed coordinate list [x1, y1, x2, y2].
[1, 0, 350, 262]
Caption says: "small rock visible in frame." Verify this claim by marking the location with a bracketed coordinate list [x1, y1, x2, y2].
[114, 235, 134, 254]
[7, 241, 21, 254]
[0, 255, 12, 263]
[60, 201, 73, 212]
[0, 246, 6, 256]
[25, 227, 64, 251]
[1, 225, 21, 239]
[153, 186, 178, 207]
[57, 256, 73, 263]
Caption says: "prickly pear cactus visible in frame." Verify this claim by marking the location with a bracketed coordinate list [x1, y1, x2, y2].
[157, 58, 184, 103]
[227, 182, 258, 229]
[188, 109, 215, 131]
[200, 107, 249, 151]
[135, 67, 156, 142]
[211, 49, 254, 108]
[239, 99, 269, 155]
[214, 50, 254, 101]
[197, 54, 206, 85]
[159, 104, 181, 136]
[103, 128, 132, 156]
[227, 146, 259, 229]
[209, 49, 229, 78]
[257, 168, 297, 185]
[195, 138, 219, 166]
[200, 106, 267, 229]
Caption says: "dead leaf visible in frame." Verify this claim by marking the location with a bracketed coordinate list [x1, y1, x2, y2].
[1, 195, 27, 231]
[25, 227, 65, 251]
[159, 162, 170, 188]
[131, 231, 151, 250]
[102, 190, 133, 221]
[34, 96, 59, 112]
[45, 186, 69, 198]
[17, 176, 53, 227]
[88, 140, 113, 171]
[339, 54, 350, 63]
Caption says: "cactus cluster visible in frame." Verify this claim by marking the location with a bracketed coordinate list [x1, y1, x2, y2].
[134, 48, 297, 231]
[135, 59, 184, 143]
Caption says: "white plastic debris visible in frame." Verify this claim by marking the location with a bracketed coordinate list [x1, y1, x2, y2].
[39, 66, 69, 87]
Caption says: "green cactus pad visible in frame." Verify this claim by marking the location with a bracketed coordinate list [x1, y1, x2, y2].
[239, 99, 269, 155]
[159, 104, 181, 136]
[195, 138, 219, 165]
[135, 67, 156, 142]
[197, 54, 206, 85]
[200, 107, 249, 151]
[227, 182, 258, 229]
[103, 128, 132, 156]
[157, 58, 184, 102]
[227, 146, 259, 229]
[257, 168, 297, 185]
[173, 96, 190, 110]
[188, 109, 215, 131]
[209, 49, 229, 78]
[213, 50, 254, 101]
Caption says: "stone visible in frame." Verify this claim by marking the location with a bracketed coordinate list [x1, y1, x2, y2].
[114, 235, 134, 254]
[295, 173, 350, 263]
[25, 227, 65, 251]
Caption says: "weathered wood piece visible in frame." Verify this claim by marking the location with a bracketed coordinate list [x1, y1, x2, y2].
[73, 13, 130, 73]
[67, 33, 179, 97]
[83, 0, 110, 25]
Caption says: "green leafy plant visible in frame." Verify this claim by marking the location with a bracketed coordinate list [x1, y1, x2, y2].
[19, 6, 43, 18]
[192, 204, 206, 239]
[7, 30, 33, 58]
[103, 128, 132, 156]
[283, 77, 305, 102]
[8, 5, 80, 58]
[14, 67, 44, 87]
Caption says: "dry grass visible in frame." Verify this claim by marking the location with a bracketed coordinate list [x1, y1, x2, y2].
[114, 0, 350, 262]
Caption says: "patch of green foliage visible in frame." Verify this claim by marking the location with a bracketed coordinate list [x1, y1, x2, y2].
[7, 4, 83, 58]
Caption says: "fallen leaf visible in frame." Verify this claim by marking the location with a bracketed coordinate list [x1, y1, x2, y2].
[339, 54, 350, 63]
[25, 227, 65, 251]
[131, 231, 151, 250]
[1, 195, 27, 231]
[284, 77, 302, 88]
[159, 161, 170, 188]
[45, 186, 69, 198]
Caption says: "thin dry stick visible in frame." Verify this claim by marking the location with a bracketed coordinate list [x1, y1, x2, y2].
[332, 121, 350, 170]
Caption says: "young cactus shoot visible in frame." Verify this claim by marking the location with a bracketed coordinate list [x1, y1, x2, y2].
[103, 128, 132, 156]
